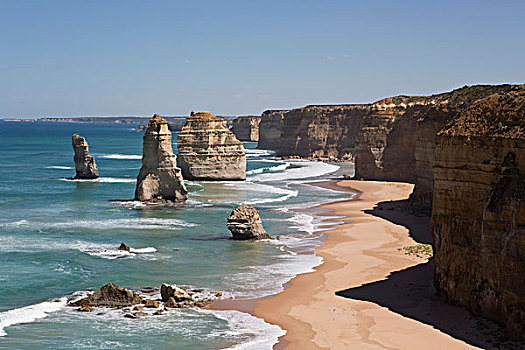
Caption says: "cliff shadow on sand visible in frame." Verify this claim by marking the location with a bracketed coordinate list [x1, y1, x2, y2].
[336, 199, 524, 350]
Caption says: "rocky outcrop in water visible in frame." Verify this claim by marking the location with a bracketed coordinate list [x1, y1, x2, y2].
[85, 283, 142, 307]
[231, 116, 261, 141]
[72, 134, 99, 179]
[177, 111, 246, 180]
[257, 110, 288, 150]
[227, 205, 271, 240]
[135, 114, 187, 202]
[431, 89, 525, 339]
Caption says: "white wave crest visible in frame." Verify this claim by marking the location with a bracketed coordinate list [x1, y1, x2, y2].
[250, 161, 339, 182]
[208, 310, 286, 350]
[97, 154, 142, 160]
[244, 149, 276, 158]
[45, 165, 72, 170]
[1, 217, 196, 232]
[246, 162, 290, 176]
[0, 297, 68, 337]
[60, 177, 136, 183]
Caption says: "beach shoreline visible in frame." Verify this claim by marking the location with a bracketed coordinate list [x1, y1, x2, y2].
[212, 179, 502, 349]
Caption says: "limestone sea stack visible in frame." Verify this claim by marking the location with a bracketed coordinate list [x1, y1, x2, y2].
[72, 134, 99, 179]
[177, 111, 246, 180]
[135, 114, 187, 203]
[227, 205, 271, 240]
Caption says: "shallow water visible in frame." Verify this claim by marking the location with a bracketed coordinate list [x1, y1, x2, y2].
[0, 121, 354, 349]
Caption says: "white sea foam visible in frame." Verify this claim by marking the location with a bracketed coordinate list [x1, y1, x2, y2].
[97, 154, 142, 160]
[59, 177, 136, 183]
[45, 165, 72, 170]
[244, 149, 276, 158]
[228, 182, 298, 205]
[287, 213, 316, 234]
[1, 217, 196, 232]
[246, 162, 290, 176]
[250, 161, 339, 182]
[84, 246, 157, 259]
[0, 297, 68, 337]
[209, 310, 286, 350]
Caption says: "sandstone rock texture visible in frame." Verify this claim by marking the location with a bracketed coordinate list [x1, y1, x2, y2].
[431, 89, 525, 339]
[227, 204, 271, 240]
[177, 111, 246, 180]
[408, 85, 521, 212]
[279, 105, 369, 159]
[257, 110, 288, 150]
[231, 116, 261, 141]
[135, 114, 187, 202]
[72, 134, 99, 179]
[160, 283, 192, 302]
[85, 283, 142, 307]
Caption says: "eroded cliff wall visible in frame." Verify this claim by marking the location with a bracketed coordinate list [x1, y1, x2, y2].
[278, 105, 369, 159]
[231, 116, 261, 142]
[257, 110, 288, 150]
[431, 90, 525, 338]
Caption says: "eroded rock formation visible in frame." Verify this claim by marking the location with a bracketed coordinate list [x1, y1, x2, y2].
[135, 114, 187, 202]
[432, 89, 525, 339]
[278, 105, 369, 160]
[227, 204, 271, 240]
[231, 116, 261, 141]
[72, 134, 99, 179]
[85, 283, 142, 307]
[257, 110, 288, 150]
[177, 111, 246, 180]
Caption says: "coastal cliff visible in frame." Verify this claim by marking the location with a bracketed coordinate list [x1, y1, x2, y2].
[231, 116, 261, 142]
[72, 134, 99, 179]
[278, 105, 369, 159]
[257, 110, 288, 150]
[177, 111, 246, 180]
[135, 114, 187, 202]
[431, 89, 525, 338]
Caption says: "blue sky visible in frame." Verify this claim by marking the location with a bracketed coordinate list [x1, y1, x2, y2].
[1, 0, 524, 117]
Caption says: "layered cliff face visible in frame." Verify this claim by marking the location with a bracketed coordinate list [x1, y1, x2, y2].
[278, 105, 369, 158]
[231, 116, 261, 142]
[432, 90, 525, 339]
[354, 96, 429, 181]
[135, 114, 187, 203]
[176, 111, 246, 180]
[72, 134, 99, 179]
[257, 110, 288, 150]
[409, 85, 522, 211]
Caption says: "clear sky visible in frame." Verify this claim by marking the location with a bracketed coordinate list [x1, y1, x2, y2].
[1, 0, 524, 118]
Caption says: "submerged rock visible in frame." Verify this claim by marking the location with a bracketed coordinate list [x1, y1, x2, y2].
[135, 114, 187, 203]
[227, 205, 271, 240]
[85, 283, 142, 307]
[72, 134, 99, 179]
[117, 242, 131, 252]
[177, 111, 246, 180]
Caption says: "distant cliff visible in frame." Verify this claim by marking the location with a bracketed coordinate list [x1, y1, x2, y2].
[278, 105, 369, 159]
[257, 110, 288, 150]
[431, 89, 525, 339]
[231, 116, 261, 142]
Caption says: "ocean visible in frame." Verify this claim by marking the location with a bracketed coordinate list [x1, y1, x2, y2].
[0, 121, 353, 349]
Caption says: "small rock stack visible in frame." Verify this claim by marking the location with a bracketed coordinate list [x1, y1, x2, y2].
[227, 205, 271, 240]
[72, 134, 99, 179]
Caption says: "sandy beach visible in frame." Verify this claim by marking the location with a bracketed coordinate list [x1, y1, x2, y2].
[213, 180, 515, 349]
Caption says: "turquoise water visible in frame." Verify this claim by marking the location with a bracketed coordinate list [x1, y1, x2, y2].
[0, 121, 352, 349]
